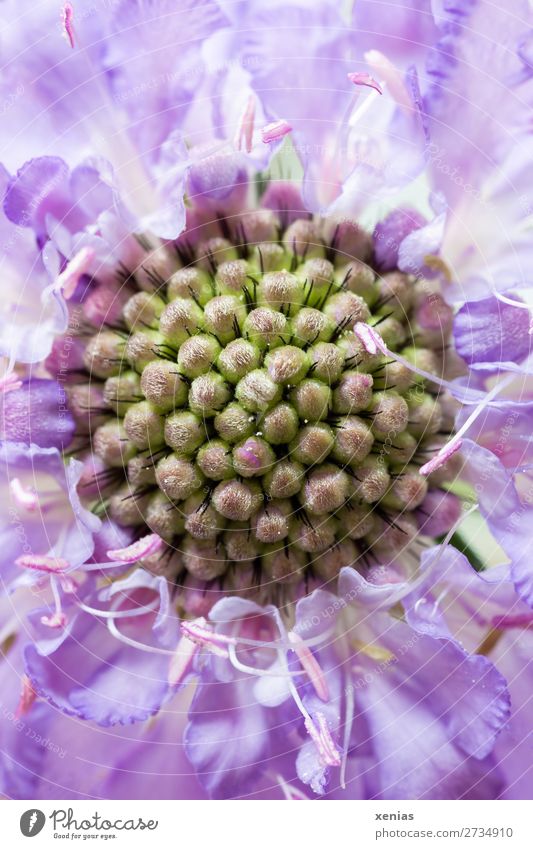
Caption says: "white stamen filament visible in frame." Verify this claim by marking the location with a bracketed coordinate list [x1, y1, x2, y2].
[340, 678, 355, 790]
[106, 617, 174, 656]
[227, 642, 303, 678]
[77, 598, 160, 619]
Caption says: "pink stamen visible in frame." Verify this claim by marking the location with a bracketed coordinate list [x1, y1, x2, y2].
[288, 631, 329, 701]
[180, 617, 235, 658]
[419, 438, 463, 477]
[347, 72, 383, 95]
[261, 119, 292, 144]
[0, 372, 22, 394]
[107, 533, 164, 563]
[55, 247, 95, 300]
[9, 478, 39, 512]
[235, 95, 256, 154]
[61, 2, 76, 49]
[15, 675, 37, 719]
[364, 49, 412, 112]
[40, 611, 68, 629]
[15, 554, 69, 574]
[168, 633, 199, 686]
[305, 712, 342, 768]
[354, 321, 385, 355]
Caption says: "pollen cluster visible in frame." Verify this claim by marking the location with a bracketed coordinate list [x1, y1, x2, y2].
[56, 211, 457, 589]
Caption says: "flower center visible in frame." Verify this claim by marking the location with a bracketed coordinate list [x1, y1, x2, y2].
[52, 210, 457, 597]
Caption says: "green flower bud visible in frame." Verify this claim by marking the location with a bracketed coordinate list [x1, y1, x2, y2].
[233, 436, 276, 477]
[197, 439, 234, 480]
[214, 402, 255, 443]
[203, 295, 247, 343]
[123, 292, 165, 331]
[125, 329, 166, 373]
[124, 401, 166, 450]
[264, 345, 309, 385]
[167, 267, 213, 306]
[84, 331, 125, 378]
[140, 360, 189, 412]
[235, 368, 282, 412]
[243, 307, 288, 349]
[302, 465, 350, 515]
[103, 371, 142, 413]
[212, 479, 262, 521]
[290, 423, 335, 465]
[164, 410, 206, 454]
[177, 334, 222, 378]
[331, 416, 374, 465]
[189, 373, 231, 417]
[93, 420, 137, 467]
[308, 342, 344, 383]
[253, 500, 291, 543]
[263, 460, 305, 498]
[261, 402, 300, 444]
[289, 379, 331, 422]
[155, 454, 204, 501]
[145, 490, 185, 540]
[217, 338, 261, 383]
[215, 259, 248, 295]
[332, 370, 373, 414]
[159, 297, 204, 346]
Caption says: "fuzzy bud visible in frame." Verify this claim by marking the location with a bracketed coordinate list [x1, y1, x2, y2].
[177, 334, 222, 378]
[331, 416, 374, 465]
[203, 295, 246, 342]
[264, 460, 305, 498]
[123, 292, 165, 331]
[233, 436, 276, 477]
[155, 454, 204, 501]
[159, 297, 204, 346]
[164, 410, 206, 454]
[332, 370, 373, 414]
[140, 360, 189, 412]
[84, 331, 125, 378]
[212, 479, 262, 521]
[303, 465, 350, 515]
[289, 379, 331, 422]
[243, 307, 288, 349]
[197, 439, 234, 479]
[235, 368, 282, 412]
[214, 402, 255, 443]
[290, 423, 335, 465]
[93, 420, 137, 467]
[217, 339, 261, 383]
[261, 402, 299, 444]
[189, 373, 231, 417]
[264, 345, 309, 385]
[167, 267, 212, 305]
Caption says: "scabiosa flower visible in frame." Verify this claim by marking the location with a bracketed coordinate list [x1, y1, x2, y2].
[1, 0, 533, 803]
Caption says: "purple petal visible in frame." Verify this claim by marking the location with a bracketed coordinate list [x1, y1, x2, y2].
[373, 207, 427, 271]
[25, 604, 170, 727]
[461, 439, 533, 607]
[185, 675, 272, 798]
[3, 157, 85, 236]
[454, 296, 532, 366]
[1, 378, 75, 450]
